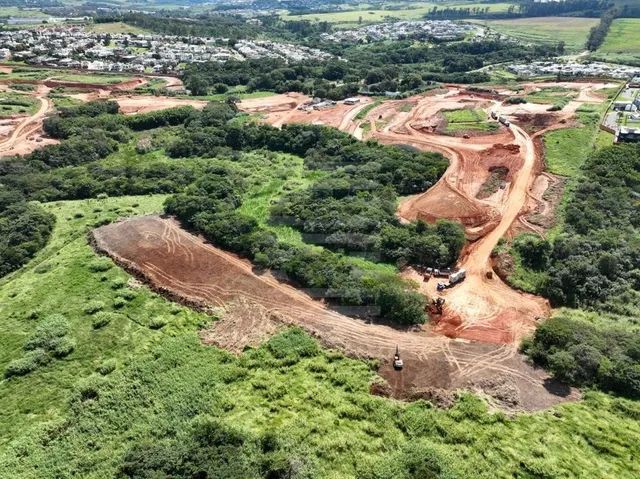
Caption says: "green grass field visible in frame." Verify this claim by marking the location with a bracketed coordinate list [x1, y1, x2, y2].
[442, 107, 498, 133]
[86, 21, 150, 34]
[474, 17, 598, 51]
[282, 2, 515, 26]
[594, 18, 640, 65]
[51, 73, 133, 85]
[0, 92, 39, 117]
[543, 103, 607, 177]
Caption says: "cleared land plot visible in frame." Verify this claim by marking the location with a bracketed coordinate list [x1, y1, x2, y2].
[594, 18, 640, 65]
[91, 215, 578, 411]
[282, 2, 515, 25]
[474, 17, 598, 51]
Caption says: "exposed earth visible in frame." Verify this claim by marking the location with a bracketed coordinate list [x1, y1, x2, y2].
[3, 73, 612, 411]
[92, 215, 580, 412]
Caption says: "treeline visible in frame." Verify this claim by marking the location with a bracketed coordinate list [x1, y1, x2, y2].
[586, 7, 618, 51]
[164, 102, 464, 325]
[183, 40, 562, 99]
[513, 144, 640, 315]
[98, 13, 332, 42]
[424, 0, 611, 20]
[524, 314, 640, 399]
[0, 101, 206, 278]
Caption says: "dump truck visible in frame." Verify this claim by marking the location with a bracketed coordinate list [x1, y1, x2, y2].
[498, 115, 510, 127]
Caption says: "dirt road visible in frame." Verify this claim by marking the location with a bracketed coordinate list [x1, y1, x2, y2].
[0, 85, 54, 155]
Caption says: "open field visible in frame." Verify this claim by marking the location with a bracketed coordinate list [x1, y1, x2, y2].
[542, 103, 607, 177]
[442, 107, 498, 133]
[282, 2, 516, 25]
[593, 18, 640, 65]
[0, 91, 39, 117]
[473, 17, 598, 51]
[85, 21, 150, 34]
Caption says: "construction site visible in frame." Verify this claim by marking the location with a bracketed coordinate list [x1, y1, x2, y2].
[0, 65, 616, 410]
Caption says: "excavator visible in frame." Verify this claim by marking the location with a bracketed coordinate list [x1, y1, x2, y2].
[393, 345, 403, 370]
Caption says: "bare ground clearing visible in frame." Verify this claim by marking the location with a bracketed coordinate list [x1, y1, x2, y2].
[92, 215, 578, 411]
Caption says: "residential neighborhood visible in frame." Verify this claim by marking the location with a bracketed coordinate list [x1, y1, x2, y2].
[602, 84, 640, 143]
[507, 60, 640, 79]
[320, 20, 478, 43]
[0, 27, 332, 73]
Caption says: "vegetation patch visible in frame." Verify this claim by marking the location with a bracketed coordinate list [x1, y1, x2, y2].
[543, 103, 605, 176]
[476, 166, 508, 199]
[442, 107, 497, 134]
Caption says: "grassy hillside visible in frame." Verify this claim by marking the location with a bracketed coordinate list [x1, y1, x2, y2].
[593, 18, 640, 65]
[474, 17, 598, 51]
[0, 197, 639, 477]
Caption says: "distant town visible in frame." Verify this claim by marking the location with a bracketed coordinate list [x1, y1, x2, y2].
[320, 20, 478, 43]
[0, 27, 333, 73]
[507, 61, 640, 79]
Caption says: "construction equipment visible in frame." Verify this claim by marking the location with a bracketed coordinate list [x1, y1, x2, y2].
[431, 297, 445, 315]
[393, 345, 403, 370]
[498, 115, 510, 127]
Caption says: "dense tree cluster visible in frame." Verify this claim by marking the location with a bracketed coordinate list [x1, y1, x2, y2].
[165, 169, 430, 325]
[524, 315, 640, 399]
[586, 7, 618, 51]
[162, 102, 464, 324]
[539, 144, 640, 315]
[182, 40, 562, 99]
[0, 198, 54, 278]
[166, 103, 463, 265]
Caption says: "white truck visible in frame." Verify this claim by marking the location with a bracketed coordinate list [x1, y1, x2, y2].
[448, 269, 466, 286]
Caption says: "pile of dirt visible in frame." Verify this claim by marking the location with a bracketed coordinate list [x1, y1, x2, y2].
[465, 374, 521, 409]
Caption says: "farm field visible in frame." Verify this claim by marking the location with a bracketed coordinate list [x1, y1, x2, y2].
[282, 1, 516, 25]
[473, 17, 598, 51]
[593, 18, 640, 65]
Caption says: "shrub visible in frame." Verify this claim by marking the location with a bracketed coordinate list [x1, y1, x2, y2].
[149, 317, 168, 330]
[96, 359, 117, 375]
[88, 259, 112, 273]
[92, 312, 116, 329]
[113, 297, 127, 309]
[4, 349, 49, 378]
[24, 314, 70, 351]
[111, 278, 127, 290]
[50, 336, 75, 358]
[83, 300, 105, 315]
[267, 328, 319, 364]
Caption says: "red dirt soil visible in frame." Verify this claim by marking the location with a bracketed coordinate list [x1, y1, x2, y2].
[239, 82, 611, 348]
[92, 215, 579, 411]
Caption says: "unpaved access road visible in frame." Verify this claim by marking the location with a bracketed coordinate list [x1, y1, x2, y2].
[0, 85, 55, 156]
[92, 215, 578, 411]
